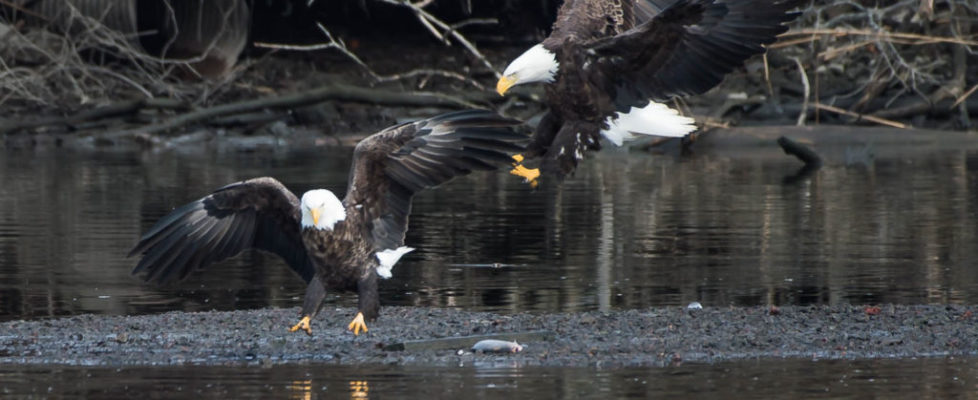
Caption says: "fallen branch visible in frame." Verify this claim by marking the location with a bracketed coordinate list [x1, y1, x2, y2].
[206, 111, 289, 128]
[0, 98, 186, 134]
[870, 98, 955, 121]
[813, 103, 909, 129]
[95, 83, 483, 140]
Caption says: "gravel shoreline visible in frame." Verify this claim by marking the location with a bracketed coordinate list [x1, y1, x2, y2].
[2, 305, 976, 368]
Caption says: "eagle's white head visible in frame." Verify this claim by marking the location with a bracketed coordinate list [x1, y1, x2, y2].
[496, 44, 559, 95]
[300, 189, 345, 231]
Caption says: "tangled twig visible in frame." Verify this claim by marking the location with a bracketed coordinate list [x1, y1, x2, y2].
[0, 1, 253, 113]
[255, 20, 490, 91]
[377, 0, 501, 78]
[770, 0, 976, 128]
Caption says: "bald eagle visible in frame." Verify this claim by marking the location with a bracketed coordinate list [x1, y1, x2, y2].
[497, 0, 803, 184]
[129, 110, 525, 336]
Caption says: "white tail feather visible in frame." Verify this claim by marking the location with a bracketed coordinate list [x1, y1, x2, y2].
[601, 102, 696, 146]
[375, 247, 414, 279]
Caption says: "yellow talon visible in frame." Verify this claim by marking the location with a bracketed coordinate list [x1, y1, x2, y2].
[348, 312, 368, 336]
[510, 165, 540, 188]
[289, 315, 313, 336]
[510, 154, 540, 188]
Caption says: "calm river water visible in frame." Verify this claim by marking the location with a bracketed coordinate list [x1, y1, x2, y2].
[1, 127, 977, 397]
[3, 357, 977, 399]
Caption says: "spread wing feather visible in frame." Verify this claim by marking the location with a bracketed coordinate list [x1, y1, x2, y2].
[344, 110, 525, 251]
[129, 177, 314, 285]
[588, 0, 803, 110]
[633, 0, 673, 24]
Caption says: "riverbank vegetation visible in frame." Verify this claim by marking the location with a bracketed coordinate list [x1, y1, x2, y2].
[0, 0, 974, 143]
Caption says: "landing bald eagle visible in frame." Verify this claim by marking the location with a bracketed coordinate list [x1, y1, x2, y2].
[497, 0, 804, 184]
[129, 110, 525, 336]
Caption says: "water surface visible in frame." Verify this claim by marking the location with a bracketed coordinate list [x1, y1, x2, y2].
[2, 357, 976, 399]
[1, 128, 977, 322]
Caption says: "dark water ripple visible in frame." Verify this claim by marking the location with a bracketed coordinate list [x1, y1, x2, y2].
[2, 357, 977, 399]
[1, 137, 978, 321]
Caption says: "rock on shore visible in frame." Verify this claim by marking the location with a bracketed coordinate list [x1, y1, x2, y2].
[2, 305, 976, 367]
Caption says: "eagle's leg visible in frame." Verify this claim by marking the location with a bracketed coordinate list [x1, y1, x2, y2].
[510, 154, 540, 188]
[289, 277, 326, 336]
[509, 112, 559, 188]
[349, 272, 379, 336]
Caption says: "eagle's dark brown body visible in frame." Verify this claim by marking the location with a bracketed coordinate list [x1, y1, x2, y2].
[130, 110, 525, 335]
[510, 0, 805, 180]
[294, 216, 383, 325]
[303, 222, 372, 291]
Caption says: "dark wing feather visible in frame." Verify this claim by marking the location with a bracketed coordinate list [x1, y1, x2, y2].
[589, 0, 803, 110]
[632, 0, 675, 25]
[129, 177, 314, 285]
[344, 110, 525, 251]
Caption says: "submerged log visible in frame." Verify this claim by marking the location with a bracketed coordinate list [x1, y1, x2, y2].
[777, 136, 822, 167]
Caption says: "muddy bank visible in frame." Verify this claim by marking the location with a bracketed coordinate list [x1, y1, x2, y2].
[1, 305, 976, 368]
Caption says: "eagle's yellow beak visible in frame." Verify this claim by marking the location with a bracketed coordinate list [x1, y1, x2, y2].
[310, 208, 321, 226]
[496, 74, 517, 96]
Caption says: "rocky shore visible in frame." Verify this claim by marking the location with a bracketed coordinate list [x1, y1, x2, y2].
[2, 304, 976, 368]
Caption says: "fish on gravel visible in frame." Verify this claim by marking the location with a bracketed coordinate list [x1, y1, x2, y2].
[471, 339, 524, 353]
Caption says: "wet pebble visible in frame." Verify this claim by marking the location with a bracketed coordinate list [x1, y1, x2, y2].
[2, 305, 978, 367]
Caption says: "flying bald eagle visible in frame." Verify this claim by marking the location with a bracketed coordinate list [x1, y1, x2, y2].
[497, 0, 803, 184]
[129, 110, 525, 336]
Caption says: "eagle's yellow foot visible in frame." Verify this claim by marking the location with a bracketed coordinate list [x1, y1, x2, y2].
[348, 312, 368, 336]
[289, 316, 312, 336]
[510, 154, 540, 188]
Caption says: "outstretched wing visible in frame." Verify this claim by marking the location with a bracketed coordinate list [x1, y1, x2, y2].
[633, 0, 677, 25]
[589, 0, 803, 110]
[129, 177, 314, 285]
[344, 110, 525, 251]
[625, 0, 686, 31]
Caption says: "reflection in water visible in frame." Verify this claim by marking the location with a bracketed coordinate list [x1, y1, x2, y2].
[2, 136, 978, 321]
[289, 380, 312, 400]
[1, 357, 977, 398]
[350, 380, 369, 399]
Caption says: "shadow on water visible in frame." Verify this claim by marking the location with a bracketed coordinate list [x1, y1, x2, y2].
[2, 126, 978, 322]
[2, 357, 977, 399]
